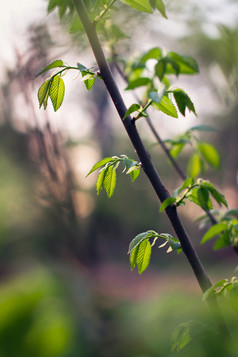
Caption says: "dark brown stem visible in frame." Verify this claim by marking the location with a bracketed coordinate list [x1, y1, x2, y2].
[71, 0, 230, 337]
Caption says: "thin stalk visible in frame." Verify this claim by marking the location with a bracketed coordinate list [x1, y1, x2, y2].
[71, 0, 230, 338]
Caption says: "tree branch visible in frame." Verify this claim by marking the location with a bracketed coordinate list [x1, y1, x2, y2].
[71, 0, 230, 337]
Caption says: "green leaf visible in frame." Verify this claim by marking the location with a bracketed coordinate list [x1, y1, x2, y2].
[136, 239, 152, 274]
[49, 75, 65, 111]
[171, 322, 192, 352]
[187, 153, 202, 178]
[167, 237, 182, 253]
[103, 165, 117, 197]
[202, 181, 228, 207]
[119, 0, 153, 13]
[123, 157, 141, 181]
[187, 188, 213, 210]
[130, 245, 139, 270]
[87, 157, 114, 176]
[173, 89, 197, 116]
[230, 285, 238, 313]
[129, 167, 140, 181]
[77, 62, 88, 71]
[198, 142, 220, 169]
[201, 223, 228, 244]
[153, 96, 178, 118]
[38, 79, 51, 109]
[123, 104, 141, 119]
[140, 47, 162, 63]
[151, 0, 167, 18]
[155, 58, 167, 80]
[96, 169, 107, 195]
[126, 77, 151, 90]
[197, 186, 210, 210]
[34, 60, 64, 79]
[188, 125, 217, 132]
[160, 197, 176, 212]
[169, 143, 185, 158]
[128, 231, 156, 254]
[167, 52, 199, 74]
[177, 177, 194, 194]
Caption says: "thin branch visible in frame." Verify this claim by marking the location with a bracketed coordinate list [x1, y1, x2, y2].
[71, 0, 230, 338]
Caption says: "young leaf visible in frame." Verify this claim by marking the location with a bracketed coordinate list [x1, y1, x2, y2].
[177, 177, 194, 194]
[130, 244, 139, 270]
[77, 62, 88, 71]
[171, 322, 192, 352]
[87, 157, 114, 176]
[167, 52, 199, 74]
[201, 223, 228, 244]
[128, 166, 140, 181]
[139, 47, 162, 63]
[150, 0, 167, 18]
[38, 79, 51, 109]
[49, 75, 65, 111]
[126, 77, 151, 90]
[173, 89, 197, 116]
[96, 169, 107, 195]
[198, 142, 220, 169]
[103, 165, 117, 197]
[197, 186, 210, 211]
[188, 125, 217, 132]
[160, 197, 176, 212]
[153, 96, 178, 118]
[202, 181, 228, 207]
[123, 104, 141, 119]
[128, 231, 155, 254]
[187, 153, 202, 178]
[119, 0, 153, 13]
[136, 239, 152, 274]
[186, 187, 213, 210]
[34, 59, 64, 79]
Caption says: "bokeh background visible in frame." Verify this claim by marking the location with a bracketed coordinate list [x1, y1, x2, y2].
[0, 0, 238, 356]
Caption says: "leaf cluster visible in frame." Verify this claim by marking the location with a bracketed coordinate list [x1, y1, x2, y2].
[200, 209, 238, 250]
[35, 60, 99, 111]
[164, 125, 220, 177]
[128, 230, 181, 274]
[87, 155, 141, 197]
[160, 177, 228, 213]
[203, 277, 238, 313]
[124, 47, 199, 118]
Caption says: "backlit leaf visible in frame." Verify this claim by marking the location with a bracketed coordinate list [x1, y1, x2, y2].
[152, 0, 167, 18]
[119, 0, 153, 13]
[34, 60, 64, 79]
[160, 197, 176, 212]
[103, 165, 117, 197]
[201, 223, 227, 244]
[128, 231, 154, 253]
[153, 96, 178, 118]
[49, 75, 65, 111]
[187, 153, 202, 178]
[198, 142, 220, 169]
[136, 239, 151, 274]
[140, 47, 162, 63]
[38, 79, 51, 109]
[96, 169, 107, 195]
[126, 77, 151, 90]
[123, 104, 141, 119]
[167, 52, 199, 74]
[87, 157, 114, 176]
